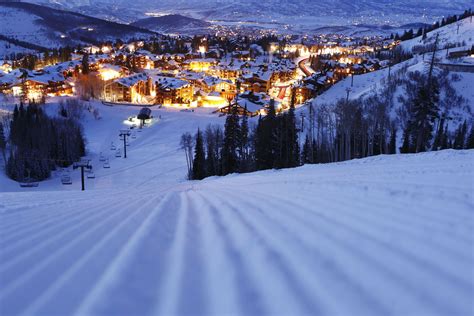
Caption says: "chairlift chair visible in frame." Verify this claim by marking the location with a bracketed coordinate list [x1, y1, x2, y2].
[19, 177, 39, 188]
[103, 160, 110, 168]
[61, 174, 72, 185]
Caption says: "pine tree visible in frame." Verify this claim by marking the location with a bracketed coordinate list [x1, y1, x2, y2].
[239, 106, 249, 172]
[466, 125, 474, 149]
[0, 121, 6, 165]
[453, 120, 468, 149]
[388, 127, 397, 154]
[222, 105, 240, 175]
[287, 91, 300, 167]
[6, 104, 85, 182]
[411, 81, 440, 152]
[400, 123, 412, 153]
[301, 134, 312, 163]
[192, 129, 206, 180]
[255, 99, 277, 170]
[440, 124, 449, 149]
[82, 53, 90, 75]
[204, 126, 217, 177]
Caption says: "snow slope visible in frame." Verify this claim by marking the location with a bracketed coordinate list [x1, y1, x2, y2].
[0, 40, 37, 56]
[401, 16, 474, 53]
[0, 148, 473, 315]
[0, 99, 473, 315]
[304, 52, 474, 135]
[0, 2, 157, 50]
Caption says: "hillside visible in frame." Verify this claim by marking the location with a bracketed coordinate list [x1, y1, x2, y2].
[0, 119, 472, 314]
[302, 17, 474, 146]
[19, 0, 472, 30]
[131, 14, 211, 35]
[0, 2, 157, 50]
[401, 16, 474, 53]
[312, 23, 429, 38]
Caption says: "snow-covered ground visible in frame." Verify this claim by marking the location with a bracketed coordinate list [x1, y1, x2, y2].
[0, 101, 225, 192]
[303, 51, 474, 137]
[1, 147, 473, 315]
[401, 16, 474, 53]
[0, 7, 66, 49]
[0, 98, 473, 315]
[0, 40, 37, 56]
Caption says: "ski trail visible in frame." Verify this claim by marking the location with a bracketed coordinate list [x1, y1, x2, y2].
[256, 186, 473, 291]
[75, 191, 178, 315]
[219, 187, 440, 315]
[0, 197, 145, 311]
[0, 198, 125, 255]
[0, 197, 101, 238]
[174, 190, 208, 316]
[224, 187, 472, 315]
[196, 191, 323, 315]
[194, 191, 273, 315]
[152, 191, 192, 316]
[260, 181, 472, 260]
[305, 179, 474, 235]
[0, 199, 125, 275]
[20, 196, 159, 315]
[209, 188, 389, 316]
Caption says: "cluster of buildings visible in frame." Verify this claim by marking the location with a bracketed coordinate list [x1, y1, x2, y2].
[0, 34, 398, 115]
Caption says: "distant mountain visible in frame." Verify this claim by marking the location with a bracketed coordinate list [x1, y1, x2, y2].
[0, 1, 157, 51]
[131, 14, 211, 34]
[19, 0, 473, 29]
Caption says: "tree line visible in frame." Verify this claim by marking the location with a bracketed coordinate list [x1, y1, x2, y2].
[184, 97, 300, 180]
[391, 9, 473, 41]
[183, 67, 474, 181]
[4, 101, 86, 182]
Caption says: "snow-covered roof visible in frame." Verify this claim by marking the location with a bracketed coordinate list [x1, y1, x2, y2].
[154, 76, 190, 90]
[201, 76, 232, 87]
[115, 73, 148, 87]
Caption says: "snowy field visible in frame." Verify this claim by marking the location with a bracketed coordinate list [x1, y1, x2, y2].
[0, 99, 473, 315]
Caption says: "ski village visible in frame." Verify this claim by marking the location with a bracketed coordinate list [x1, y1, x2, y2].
[0, 2, 473, 315]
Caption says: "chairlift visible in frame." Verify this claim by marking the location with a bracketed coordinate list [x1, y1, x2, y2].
[87, 172, 95, 179]
[115, 149, 121, 157]
[19, 178, 39, 188]
[110, 142, 116, 150]
[131, 133, 137, 139]
[99, 152, 106, 161]
[19, 169, 39, 187]
[103, 160, 110, 168]
[61, 174, 72, 185]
